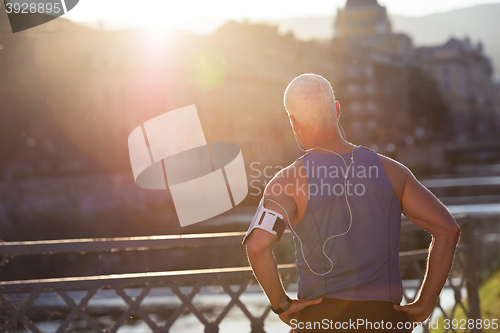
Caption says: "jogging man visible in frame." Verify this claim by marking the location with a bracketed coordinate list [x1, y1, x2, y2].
[244, 73, 460, 332]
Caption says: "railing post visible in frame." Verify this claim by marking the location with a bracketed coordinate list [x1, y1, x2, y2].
[250, 318, 266, 333]
[205, 322, 219, 333]
[464, 217, 482, 333]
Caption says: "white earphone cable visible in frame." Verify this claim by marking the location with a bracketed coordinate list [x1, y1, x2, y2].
[265, 132, 357, 276]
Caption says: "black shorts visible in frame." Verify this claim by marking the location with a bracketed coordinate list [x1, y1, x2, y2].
[296, 298, 412, 332]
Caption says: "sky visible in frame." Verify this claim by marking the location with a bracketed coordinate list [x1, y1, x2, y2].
[64, 0, 500, 31]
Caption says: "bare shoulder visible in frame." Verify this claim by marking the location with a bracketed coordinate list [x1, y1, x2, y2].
[264, 159, 305, 191]
[377, 153, 412, 205]
[262, 159, 307, 226]
[377, 153, 411, 176]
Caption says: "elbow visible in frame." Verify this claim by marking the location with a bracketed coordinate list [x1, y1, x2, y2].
[434, 220, 460, 243]
[245, 238, 271, 258]
[450, 223, 461, 241]
[444, 222, 461, 243]
[245, 242, 259, 257]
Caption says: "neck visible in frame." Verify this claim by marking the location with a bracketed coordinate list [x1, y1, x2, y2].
[296, 131, 355, 154]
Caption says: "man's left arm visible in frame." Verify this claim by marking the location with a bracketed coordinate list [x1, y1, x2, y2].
[245, 192, 322, 327]
[245, 227, 289, 309]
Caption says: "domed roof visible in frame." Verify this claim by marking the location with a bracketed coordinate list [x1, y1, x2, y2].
[345, 0, 381, 7]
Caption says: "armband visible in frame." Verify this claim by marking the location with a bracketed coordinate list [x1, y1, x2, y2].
[242, 199, 286, 244]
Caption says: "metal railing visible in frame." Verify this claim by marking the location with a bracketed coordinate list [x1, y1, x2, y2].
[0, 215, 481, 333]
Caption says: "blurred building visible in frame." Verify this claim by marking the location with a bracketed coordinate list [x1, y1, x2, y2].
[333, 0, 413, 150]
[0, 14, 338, 182]
[334, 0, 414, 65]
[334, 0, 498, 145]
[416, 38, 496, 141]
[335, 0, 391, 38]
[495, 83, 500, 130]
[1, 0, 499, 184]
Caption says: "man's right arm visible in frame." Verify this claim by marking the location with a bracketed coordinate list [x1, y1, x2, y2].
[394, 166, 461, 322]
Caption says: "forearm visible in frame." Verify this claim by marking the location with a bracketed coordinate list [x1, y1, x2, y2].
[417, 232, 460, 309]
[247, 248, 288, 309]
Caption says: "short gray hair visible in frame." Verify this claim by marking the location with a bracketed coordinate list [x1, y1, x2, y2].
[284, 73, 336, 130]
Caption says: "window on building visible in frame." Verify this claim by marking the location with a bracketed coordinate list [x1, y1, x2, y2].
[366, 101, 378, 113]
[346, 65, 361, 77]
[351, 120, 363, 132]
[367, 119, 378, 131]
[365, 83, 376, 95]
[442, 65, 449, 77]
[349, 102, 362, 114]
[365, 65, 374, 78]
[347, 83, 361, 95]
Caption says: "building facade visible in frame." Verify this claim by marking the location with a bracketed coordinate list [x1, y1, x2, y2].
[417, 38, 496, 141]
[0, 16, 338, 184]
[334, 0, 497, 145]
[495, 83, 500, 131]
[333, 0, 413, 152]
[335, 0, 391, 39]
[1, 0, 498, 183]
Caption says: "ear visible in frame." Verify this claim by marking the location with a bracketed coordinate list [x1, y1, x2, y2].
[335, 100, 341, 120]
[289, 115, 299, 132]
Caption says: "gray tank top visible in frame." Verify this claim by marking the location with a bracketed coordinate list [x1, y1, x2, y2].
[294, 146, 403, 303]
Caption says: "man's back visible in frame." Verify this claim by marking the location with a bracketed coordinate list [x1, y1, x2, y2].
[290, 147, 403, 303]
